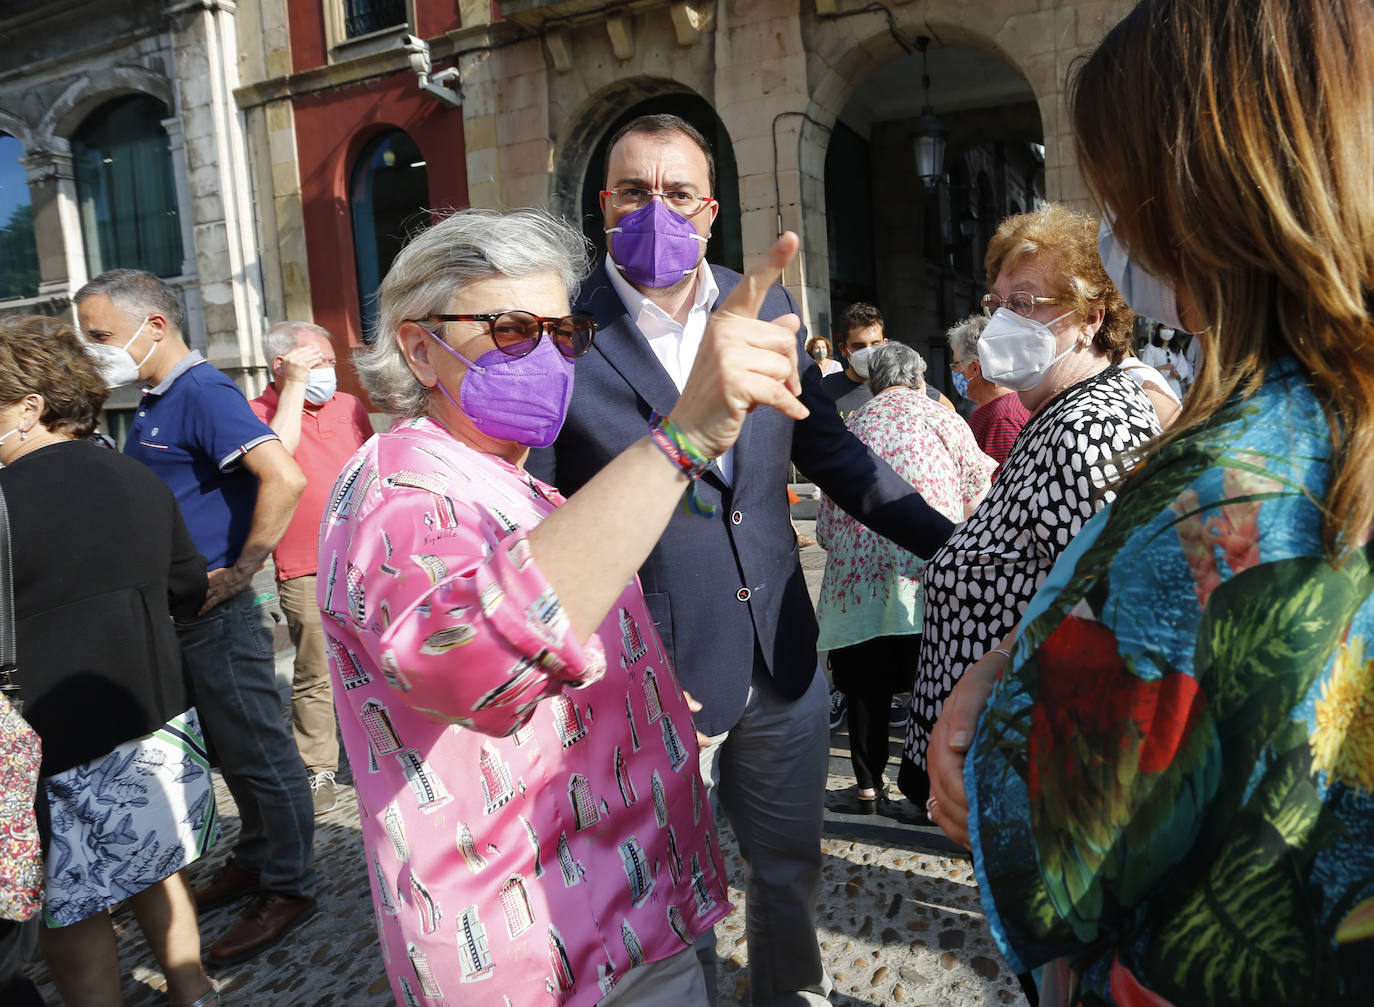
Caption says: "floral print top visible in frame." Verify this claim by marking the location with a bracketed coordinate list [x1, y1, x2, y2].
[967, 360, 1374, 1006]
[318, 418, 729, 1007]
[815, 387, 995, 652]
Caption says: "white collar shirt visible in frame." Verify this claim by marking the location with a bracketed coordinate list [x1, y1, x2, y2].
[604, 256, 733, 484]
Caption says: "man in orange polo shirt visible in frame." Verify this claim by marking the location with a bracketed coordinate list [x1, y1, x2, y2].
[250, 321, 373, 813]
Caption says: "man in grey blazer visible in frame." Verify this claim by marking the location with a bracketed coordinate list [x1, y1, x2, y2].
[528, 114, 953, 1006]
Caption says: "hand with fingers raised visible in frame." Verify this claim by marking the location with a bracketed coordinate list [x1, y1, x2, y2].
[666, 232, 810, 460]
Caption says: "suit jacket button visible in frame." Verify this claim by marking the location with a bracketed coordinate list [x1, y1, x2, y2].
[730, 510, 742, 525]
[736, 588, 751, 602]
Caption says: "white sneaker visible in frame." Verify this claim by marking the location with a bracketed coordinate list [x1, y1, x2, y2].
[309, 770, 338, 815]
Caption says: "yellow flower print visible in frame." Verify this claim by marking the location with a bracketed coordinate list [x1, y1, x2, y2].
[1310, 636, 1374, 794]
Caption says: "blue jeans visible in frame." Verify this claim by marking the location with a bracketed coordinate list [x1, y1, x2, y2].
[176, 587, 315, 897]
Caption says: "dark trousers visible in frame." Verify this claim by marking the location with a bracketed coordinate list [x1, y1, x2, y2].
[828, 634, 920, 791]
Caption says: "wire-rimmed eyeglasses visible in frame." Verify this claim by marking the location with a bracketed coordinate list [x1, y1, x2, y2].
[980, 291, 1063, 318]
[601, 187, 716, 218]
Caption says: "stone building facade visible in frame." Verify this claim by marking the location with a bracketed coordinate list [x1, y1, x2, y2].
[235, 0, 1133, 397]
[0, 0, 270, 428]
[2, 1, 1137, 412]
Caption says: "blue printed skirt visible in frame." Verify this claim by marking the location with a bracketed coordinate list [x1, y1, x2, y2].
[41, 708, 218, 927]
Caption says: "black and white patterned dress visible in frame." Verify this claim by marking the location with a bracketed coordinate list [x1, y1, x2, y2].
[903, 367, 1160, 773]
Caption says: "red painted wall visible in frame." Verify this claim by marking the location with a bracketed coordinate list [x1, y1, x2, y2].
[293, 74, 468, 398]
[288, 0, 327, 72]
[288, 0, 479, 73]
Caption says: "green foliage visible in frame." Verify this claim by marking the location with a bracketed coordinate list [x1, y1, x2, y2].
[1145, 814, 1324, 1006]
[1195, 552, 1372, 811]
[0, 202, 40, 300]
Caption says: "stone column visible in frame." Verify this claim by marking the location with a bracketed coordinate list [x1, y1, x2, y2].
[163, 0, 268, 392]
[454, 23, 552, 211]
[20, 139, 87, 304]
[713, 0, 826, 335]
[236, 0, 311, 326]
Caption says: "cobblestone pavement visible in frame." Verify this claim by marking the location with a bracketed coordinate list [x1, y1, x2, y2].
[22, 497, 1027, 1006]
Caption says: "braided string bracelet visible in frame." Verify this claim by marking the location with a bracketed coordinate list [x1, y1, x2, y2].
[648, 410, 717, 518]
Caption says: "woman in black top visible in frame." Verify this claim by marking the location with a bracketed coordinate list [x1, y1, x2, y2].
[0, 316, 217, 1006]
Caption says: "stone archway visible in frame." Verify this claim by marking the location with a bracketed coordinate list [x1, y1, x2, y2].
[39, 64, 175, 141]
[795, 3, 1115, 384]
[0, 109, 33, 148]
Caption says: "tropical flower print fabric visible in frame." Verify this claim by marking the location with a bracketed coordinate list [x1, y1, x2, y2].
[41, 708, 217, 928]
[318, 419, 729, 1007]
[966, 359, 1374, 1006]
[815, 386, 994, 651]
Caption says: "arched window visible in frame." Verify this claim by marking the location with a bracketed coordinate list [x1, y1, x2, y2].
[71, 95, 183, 278]
[350, 129, 429, 341]
[0, 134, 39, 300]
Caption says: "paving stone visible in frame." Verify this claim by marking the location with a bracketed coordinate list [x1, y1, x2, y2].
[940, 929, 968, 950]
[973, 955, 1003, 980]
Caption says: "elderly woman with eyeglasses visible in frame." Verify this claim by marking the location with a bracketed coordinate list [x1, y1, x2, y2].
[319, 208, 808, 1007]
[897, 203, 1161, 809]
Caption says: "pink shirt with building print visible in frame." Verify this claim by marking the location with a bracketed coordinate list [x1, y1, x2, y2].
[318, 417, 729, 1007]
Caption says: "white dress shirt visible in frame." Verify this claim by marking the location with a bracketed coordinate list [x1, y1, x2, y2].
[605, 257, 733, 484]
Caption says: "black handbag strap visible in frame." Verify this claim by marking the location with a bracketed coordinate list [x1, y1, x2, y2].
[0, 481, 15, 698]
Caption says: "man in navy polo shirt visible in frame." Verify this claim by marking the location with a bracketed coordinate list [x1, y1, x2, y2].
[76, 270, 316, 965]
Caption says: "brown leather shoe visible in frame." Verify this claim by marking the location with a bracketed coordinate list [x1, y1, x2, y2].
[192, 860, 261, 913]
[206, 893, 317, 965]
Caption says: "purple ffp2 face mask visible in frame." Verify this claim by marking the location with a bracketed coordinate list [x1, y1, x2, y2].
[427, 331, 574, 448]
[606, 200, 709, 289]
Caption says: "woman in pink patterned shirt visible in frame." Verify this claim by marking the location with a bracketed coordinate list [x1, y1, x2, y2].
[318, 209, 809, 1007]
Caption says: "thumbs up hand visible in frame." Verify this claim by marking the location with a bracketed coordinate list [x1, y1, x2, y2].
[667, 232, 810, 460]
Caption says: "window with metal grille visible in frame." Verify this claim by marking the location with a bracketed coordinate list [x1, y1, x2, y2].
[344, 0, 406, 38]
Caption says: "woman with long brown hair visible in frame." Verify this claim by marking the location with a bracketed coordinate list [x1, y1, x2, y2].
[926, 2, 1374, 1004]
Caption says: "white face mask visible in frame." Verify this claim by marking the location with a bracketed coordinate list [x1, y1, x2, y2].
[977, 307, 1079, 391]
[1097, 212, 1185, 331]
[848, 345, 876, 380]
[86, 315, 154, 389]
[0, 423, 21, 466]
[303, 367, 337, 406]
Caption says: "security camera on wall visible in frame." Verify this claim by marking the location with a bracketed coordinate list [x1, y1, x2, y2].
[399, 32, 461, 107]
[400, 33, 431, 76]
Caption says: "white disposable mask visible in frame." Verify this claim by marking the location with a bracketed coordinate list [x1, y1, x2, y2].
[0, 423, 21, 464]
[86, 315, 154, 389]
[848, 345, 876, 380]
[978, 308, 1078, 391]
[304, 367, 337, 406]
[1097, 212, 1185, 331]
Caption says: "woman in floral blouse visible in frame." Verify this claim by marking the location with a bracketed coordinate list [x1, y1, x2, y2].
[816, 342, 993, 813]
[319, 209, 808, 1007]
[929, 2, 1374, 1004]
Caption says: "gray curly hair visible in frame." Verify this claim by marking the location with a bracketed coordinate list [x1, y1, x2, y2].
[946, 314, 988, 368]
[355, 208, 592, 416]
[866, 342, 926, 394]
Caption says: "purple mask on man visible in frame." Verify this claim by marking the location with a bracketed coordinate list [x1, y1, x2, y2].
[426, 330, 574, 448]
[605, 199, 709, 289]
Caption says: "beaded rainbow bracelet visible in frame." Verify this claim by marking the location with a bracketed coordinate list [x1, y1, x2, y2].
[648, 410, 717, 518]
